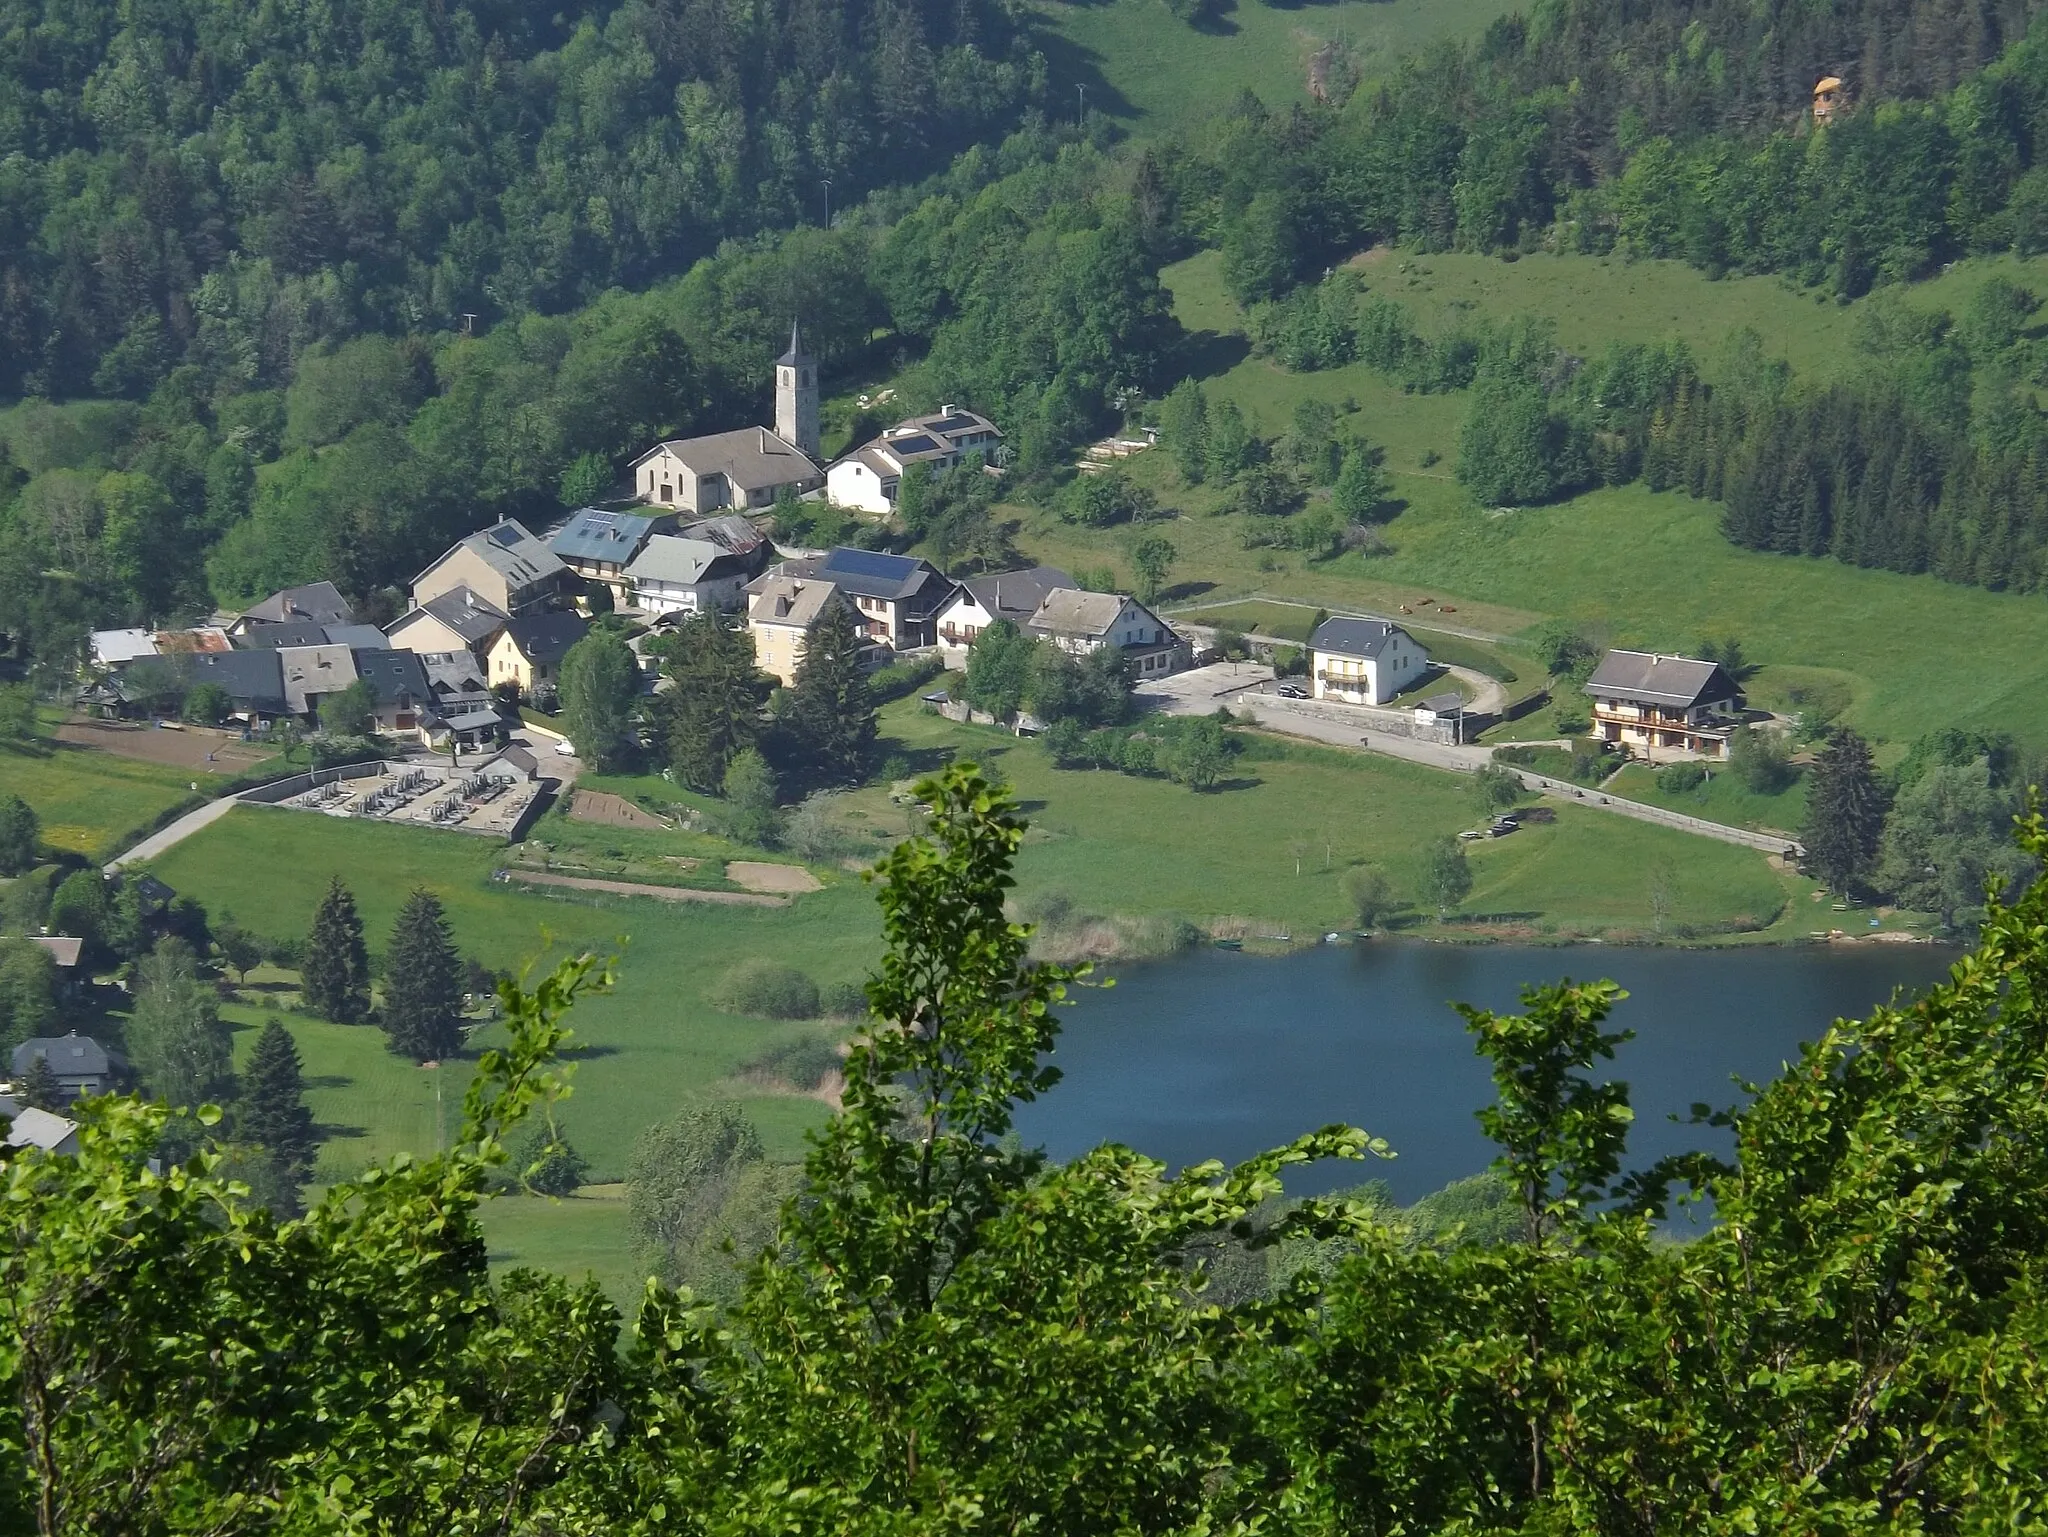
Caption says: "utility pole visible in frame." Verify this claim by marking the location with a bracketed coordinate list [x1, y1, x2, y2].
[1077, 84, 1086, 125]
[822, 178, 833, 227]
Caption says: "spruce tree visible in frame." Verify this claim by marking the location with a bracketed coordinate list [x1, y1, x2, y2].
[787, 601, 878, 787]
[238, 1017, 317, 1186]
[661, 613, 770, 792]
[19, 1053, 62, 1111]
[380, 890, 464, 1063]
[1801, 728, 1889, 898]
[302, 878, 370, 1024]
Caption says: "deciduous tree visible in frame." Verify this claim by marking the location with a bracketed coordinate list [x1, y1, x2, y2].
[558, 629, 638, 769]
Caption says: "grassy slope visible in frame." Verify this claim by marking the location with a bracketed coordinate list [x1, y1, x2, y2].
[0, 741, 201, 859]
[1033, 0, 1521, 133]
[1604, 762, 1811, 837]
[1012, 249, 2048, 752]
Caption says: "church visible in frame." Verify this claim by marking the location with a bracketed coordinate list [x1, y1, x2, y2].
[629, 324, 824, 513]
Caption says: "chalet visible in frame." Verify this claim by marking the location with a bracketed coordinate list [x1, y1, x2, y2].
[13, 1032, 119, 1103]
[231, 581, 356, 637]
[746, 575, 848, 686]
[826, 406, 1003, 515]
[349, 648, 434, 733]
[487, 613, 588, 699]
[773, 548, 950, 649]
[411, 521, 568, 617]
[417, 651, 505, 750]
[179, 648, 290, 723]
[1583, 650, 1744, 759]
[1309, 617, 1429, 706]
[549, 508, 675, 602]
[4, 1108, 79, 1156]
[236, 621, 388, 652]
[933, 566, 1074, 661]
[386, 587, 510, 658]
[1026, 590, 1186, 677]
[627, 535, 755, 617]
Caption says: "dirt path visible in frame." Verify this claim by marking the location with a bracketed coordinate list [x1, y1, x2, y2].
[501, 869, 789, 906]
[726, 860, 823, 894]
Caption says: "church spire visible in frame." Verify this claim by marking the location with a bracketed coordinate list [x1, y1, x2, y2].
[777, 318, 810, 366]
[775, 318, 820, 460]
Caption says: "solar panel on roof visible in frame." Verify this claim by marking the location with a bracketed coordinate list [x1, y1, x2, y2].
[825, 548, 917, 580]
[886, 434, 940, 456]
[925, 414, 977, 434]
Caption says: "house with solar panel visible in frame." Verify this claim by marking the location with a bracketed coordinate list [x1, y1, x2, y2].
[825, 405, 1003, 515]
[630, 325, 825, 513]
[767, 548, 952, 649]
[549, 508, 678, 603]
[411, 520, 569, 617]
[1309, 616, 1430, 706]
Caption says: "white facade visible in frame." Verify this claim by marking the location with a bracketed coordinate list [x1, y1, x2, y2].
[1311, 639, 1428, 706]
[826, 455, 896, 515]
[635, 570, 750, 618]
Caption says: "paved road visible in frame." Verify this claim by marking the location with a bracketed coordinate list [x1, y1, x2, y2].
[106, 793, 244, 871]
[1136, 667, 1797, 857]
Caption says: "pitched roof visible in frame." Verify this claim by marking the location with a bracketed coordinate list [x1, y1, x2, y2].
[1310, 616, 1412, 660]
[1030, 589, 1132, 639]
[830, 406, 1003, 478]
[419, 650, 490, 697]
[277, 644, 359, 715]
[242, 581, 356, 627]
[15, 1032, 111, 1078]
[4, 1107, 78, 1153]
[800, 547, 945, 603]
[153, 627, 233, 655]
[392, 587, 509, 647]
[635, 427, 818, 490]
[750, 575, 840, 629]
[419, 521, 565, 595]
[234, 621, 330, 650]
[322, 623, 392, 652]
[1583, 650, 1741, 709]
[949, 566, 1074, 625]
[348, 648, 432, 708]
[626, 535, 722, 585]
[180, 649, 288, 714]
[677, 513, 769, 559]
[500, 612, 589, 666]
[550, 508, 664, 566]
[26, 935, 83, 968]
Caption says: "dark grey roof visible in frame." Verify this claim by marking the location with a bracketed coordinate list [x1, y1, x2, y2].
[236, 621, 331, 650]
[808, 547, 946, 602]
[323, 623, 390, 651]
[242, 582, 355, 627]
[776, 319, 811, 367]
[181, 649, 288, 714]
[551, 508, 663, 566]
[349, 648, 433, 708]
[501, 612, 589, 666]
[1310, 616, 1413, 660]
[15, 1033, 111, 1078]
[955, 566, 1074, 624]
[1420, 692, 1466, 713]
[1584, 650, 1741, 709]
[399, 587, 509, 646]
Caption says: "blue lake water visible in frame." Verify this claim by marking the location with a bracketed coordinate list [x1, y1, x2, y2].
[1013, 941, 1958, 1205]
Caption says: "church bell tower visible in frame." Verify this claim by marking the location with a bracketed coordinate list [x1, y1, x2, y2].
[775, 320, 820, 462]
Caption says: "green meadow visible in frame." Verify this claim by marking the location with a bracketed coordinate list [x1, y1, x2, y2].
[0, 742, 201, 860]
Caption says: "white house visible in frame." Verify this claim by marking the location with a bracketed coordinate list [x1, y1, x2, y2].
[627, 534, 755, 617]
[1309, 616, 1429, 706]
[1025, 590, 1187, 678]
[933, 565, 1074, 663]
[825, 405, 1003, 515]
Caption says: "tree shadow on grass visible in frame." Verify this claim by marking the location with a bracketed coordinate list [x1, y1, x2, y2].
[560, 1043, 620, 1061]
[1159, 580, 1216, 603]
[305, 1074, 352, 1091]
[1200, 776, 1265, 793]
[1175, 329, 1252, 382]
[314, 1122, 367, 1141]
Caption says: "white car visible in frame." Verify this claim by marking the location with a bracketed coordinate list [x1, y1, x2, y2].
[553, 738, 577, 756]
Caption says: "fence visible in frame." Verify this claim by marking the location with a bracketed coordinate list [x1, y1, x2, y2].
[1501, 767, 1799, 856]
[239, 760, 389, 805]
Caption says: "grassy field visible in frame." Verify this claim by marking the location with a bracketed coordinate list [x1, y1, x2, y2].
[1032, 0, 1519, 133]
[995, 247, 2048, 754]
[1604, 762, 1811, 837]
[0, 741, 201, 859]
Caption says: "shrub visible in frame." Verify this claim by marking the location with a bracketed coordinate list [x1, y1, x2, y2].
[819, 980, 869, 1019]
[1657, 761, 1709, 794]
[507, 1126, 588, 1196]
[712, 960, 821, 1020]
[740, 1034, 842, 1091]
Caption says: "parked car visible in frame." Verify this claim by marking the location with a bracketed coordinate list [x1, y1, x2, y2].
[1276, 684, 1308, 699]
[1458, 829, 1487, 841]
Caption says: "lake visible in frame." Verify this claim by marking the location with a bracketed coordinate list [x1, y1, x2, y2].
[1014, 941, 1958, 1207]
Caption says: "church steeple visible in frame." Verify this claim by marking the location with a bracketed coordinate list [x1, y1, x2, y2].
[775, 319, 819, 461]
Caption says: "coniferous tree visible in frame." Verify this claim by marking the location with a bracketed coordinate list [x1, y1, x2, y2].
[237, 1017, 317, 1188]
[380, 891, 464, 1063]
[18, 1053, 62, 1111]
[1800, 728, 1889, 898]
[0, 794, 39, 876]
[302, 878, 371, 1024]
[660, 614, 770, 793]
[787, 602, 878, 787]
